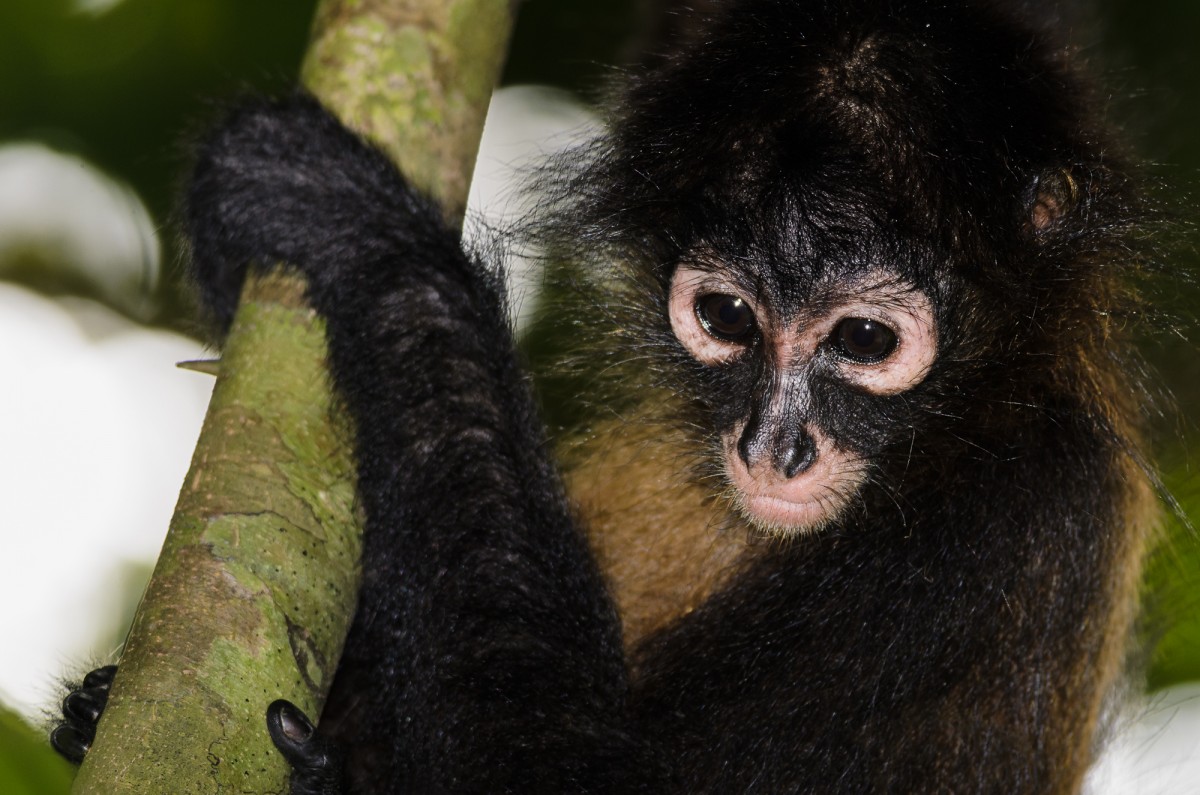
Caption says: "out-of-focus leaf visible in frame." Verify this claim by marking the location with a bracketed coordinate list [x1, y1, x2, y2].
[0, 704, 73, 795]
[1147, 481, 1200, 690]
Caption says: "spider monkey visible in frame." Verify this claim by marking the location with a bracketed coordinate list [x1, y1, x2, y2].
[53, 0, 1162, 791]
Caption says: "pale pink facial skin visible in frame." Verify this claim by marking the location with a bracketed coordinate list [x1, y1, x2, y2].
[668, 267, 754, 366]
[668, 266, 937, 535]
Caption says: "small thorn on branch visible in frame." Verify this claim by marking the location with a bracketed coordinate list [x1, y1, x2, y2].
[177, 359, 222, 376]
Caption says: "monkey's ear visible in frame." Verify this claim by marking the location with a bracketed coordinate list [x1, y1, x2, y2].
[1027, 168, 1079, 234]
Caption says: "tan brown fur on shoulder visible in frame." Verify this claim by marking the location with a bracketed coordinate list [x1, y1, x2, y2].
[563, 417, 758, 652]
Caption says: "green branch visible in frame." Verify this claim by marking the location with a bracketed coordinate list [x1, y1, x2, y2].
[70, 1, 513, 792]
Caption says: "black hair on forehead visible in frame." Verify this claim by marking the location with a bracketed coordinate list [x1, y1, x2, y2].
[604, 0, 1089, 250]
[686, 176, 944, 319]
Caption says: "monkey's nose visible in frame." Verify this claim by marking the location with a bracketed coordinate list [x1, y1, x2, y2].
[737, 425, 819, 480]
[779, 431, 818, 479]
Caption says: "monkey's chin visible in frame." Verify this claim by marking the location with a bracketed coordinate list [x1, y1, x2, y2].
[736, 494, 845, 536]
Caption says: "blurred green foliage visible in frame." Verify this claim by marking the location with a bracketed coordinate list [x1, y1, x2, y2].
[1092, 0, 1200, 689]
[1148, 484, 1200, 689]
[0, 705, 72, 795]
[0, 0, 645, 325]
[0, 0, 318, 221]
[1097, 0, 1200, 173]
[0, 0, 641, 227]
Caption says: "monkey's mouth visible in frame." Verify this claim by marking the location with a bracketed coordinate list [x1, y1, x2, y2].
[723, 436, 866, 535]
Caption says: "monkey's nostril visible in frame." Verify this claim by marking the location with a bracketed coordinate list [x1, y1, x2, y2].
[781, 432, 818, 479]
[737, 432, 755, 471]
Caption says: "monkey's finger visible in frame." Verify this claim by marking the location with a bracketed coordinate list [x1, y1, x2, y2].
[50, 723, 94, 764]
[82, 664, 118, 690]
[62, 689, 107, 724]
[266, 699, 345, 794]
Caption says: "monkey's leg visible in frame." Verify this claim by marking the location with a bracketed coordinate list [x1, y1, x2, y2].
[186, 93, 662, 794]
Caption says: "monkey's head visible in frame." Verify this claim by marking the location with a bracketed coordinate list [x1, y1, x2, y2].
[547, 0, 1143, 537]
[667, 257, 938, 533]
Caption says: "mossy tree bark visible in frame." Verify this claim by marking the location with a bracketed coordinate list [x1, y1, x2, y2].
[70, 1, 514, 792]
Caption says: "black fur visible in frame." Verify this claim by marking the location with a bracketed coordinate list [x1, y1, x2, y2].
[57, 0, 1159, 792]
[187, 91, 651, 792]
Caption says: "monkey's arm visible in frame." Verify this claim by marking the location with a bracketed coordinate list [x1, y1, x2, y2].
[185, 94, 658, 793]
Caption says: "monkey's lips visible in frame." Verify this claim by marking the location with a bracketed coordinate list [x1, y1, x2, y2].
[724, 439, 866, 534]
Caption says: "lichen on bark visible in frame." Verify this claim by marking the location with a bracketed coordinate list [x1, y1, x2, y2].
[301, 0, 514, 221]
[71, 272, 361, 793]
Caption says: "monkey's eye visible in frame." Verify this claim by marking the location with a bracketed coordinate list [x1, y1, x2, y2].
[833, 317, 897, 363]
[696, 294, 756, 342]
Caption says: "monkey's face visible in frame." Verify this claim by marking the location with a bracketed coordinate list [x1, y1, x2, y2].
[668, 264, 937, 536]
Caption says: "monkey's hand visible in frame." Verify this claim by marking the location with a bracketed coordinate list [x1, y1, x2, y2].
[185, 92, 463, 336]
[267, 700, 346, 795]
[49, 664, 117, 764]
